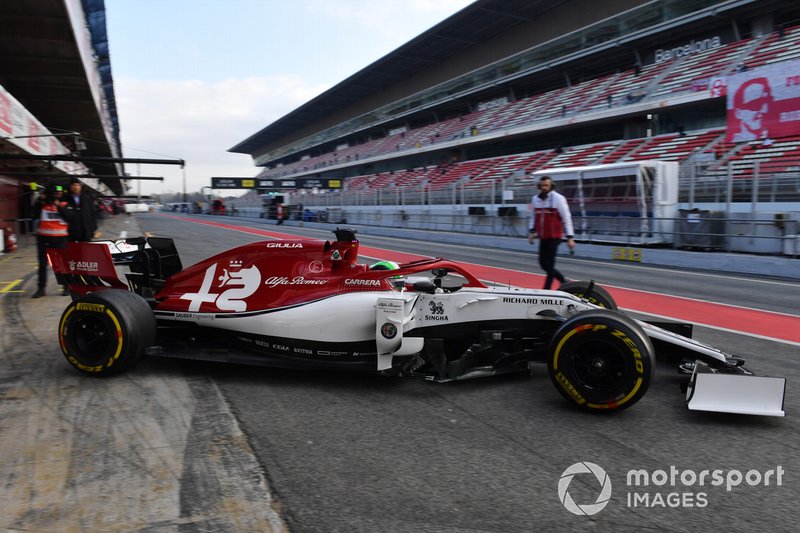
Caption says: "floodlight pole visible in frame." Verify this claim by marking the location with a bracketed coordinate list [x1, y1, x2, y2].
[182, 165, 187, 203]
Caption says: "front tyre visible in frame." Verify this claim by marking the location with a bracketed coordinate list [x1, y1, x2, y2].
[59, 290, 156, 375]
[547, 310, 655, 412]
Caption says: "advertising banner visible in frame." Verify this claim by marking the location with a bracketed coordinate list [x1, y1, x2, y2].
[212, 177, 342, 190]
[0, 90, 12, 136]
[726, 59, 800, 142]
[0, 83, 87, 175]
[211, 177, 256, 189]
[257, 178, 342, 190]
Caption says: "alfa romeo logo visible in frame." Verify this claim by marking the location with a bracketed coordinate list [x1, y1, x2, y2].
[558, 462, 612, 516]
[380, 322, 397, 339]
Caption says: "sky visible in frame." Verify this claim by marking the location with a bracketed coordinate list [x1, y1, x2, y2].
[105, 0, 475, 196]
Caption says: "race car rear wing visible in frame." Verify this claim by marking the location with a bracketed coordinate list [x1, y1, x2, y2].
[48, 237, 183, 298]
[48, 241, 128, 296]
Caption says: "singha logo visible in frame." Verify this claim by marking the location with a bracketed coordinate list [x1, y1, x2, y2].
[425, 300, 448, 321]
[429, 301, 444, 315]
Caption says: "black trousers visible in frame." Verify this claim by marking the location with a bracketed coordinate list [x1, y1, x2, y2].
[538, 238, 565, 289]
[37, 235, 67, 289]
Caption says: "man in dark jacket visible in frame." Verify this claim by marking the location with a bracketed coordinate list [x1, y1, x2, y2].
[63, 178, 97, 242]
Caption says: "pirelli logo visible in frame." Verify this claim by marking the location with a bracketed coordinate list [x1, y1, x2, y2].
[76, 303, 106, 313]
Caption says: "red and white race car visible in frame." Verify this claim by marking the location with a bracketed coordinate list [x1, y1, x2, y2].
[48, 228, 786, 416]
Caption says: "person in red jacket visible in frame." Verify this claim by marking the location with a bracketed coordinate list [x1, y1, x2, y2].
[31, 184, 71, 298]
[528, 175, 575, 289]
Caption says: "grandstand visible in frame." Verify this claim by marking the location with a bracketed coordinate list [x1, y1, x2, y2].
[231, 0, 800, 252]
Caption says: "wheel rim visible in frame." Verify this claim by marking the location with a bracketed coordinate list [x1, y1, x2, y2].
[72, 315, 114, 364]
[567, 339, 629, 394]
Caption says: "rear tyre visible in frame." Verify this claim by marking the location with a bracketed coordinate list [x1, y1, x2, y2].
[58, 290, 156, 375]
[559, 280, 617, 309]
[547, 310, 655, 412]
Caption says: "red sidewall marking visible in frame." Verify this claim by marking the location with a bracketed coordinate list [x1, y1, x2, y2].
[158, 214, 800, 343]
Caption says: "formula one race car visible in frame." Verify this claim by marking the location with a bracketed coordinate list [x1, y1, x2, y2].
[48, 229, 786, 416]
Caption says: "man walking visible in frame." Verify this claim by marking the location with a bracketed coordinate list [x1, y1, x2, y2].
[31, 184, 70, 298]
[63, 177, 97, 242]
[528, 175, 575, 289]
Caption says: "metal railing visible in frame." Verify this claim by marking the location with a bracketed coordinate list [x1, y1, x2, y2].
[216, 205, 798, 257]
[5, 208, 795, 258]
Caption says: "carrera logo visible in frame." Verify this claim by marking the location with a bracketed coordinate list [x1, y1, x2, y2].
[345, 279, 381, 286]
[69, 260, 99, 272]
[267, 242, 303, 248]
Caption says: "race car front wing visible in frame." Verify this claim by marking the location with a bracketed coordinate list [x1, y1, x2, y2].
[686, 361, 786, 417]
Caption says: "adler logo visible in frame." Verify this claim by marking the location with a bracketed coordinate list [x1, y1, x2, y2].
[267, 242, 303, 248]
[345, 279, 382, 286]
[69, 260, 99, 272]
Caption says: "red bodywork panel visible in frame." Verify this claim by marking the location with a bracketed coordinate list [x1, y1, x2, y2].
[48, 242, 128, 296]
[49, 237, 488, 312]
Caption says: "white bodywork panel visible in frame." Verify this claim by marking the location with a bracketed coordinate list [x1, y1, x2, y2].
[687, 365, 786, 417]
[154, 283, 786, 416]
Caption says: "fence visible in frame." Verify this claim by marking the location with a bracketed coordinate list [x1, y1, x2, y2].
[217, 206, 798, 256]
[295, 161, 800, 209]
[4, 208, 796, 257]
[4, 159, 798, 257]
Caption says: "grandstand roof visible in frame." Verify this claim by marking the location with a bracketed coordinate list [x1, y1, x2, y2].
[0, 0, 123, 193]
[229, 0, 568, 155]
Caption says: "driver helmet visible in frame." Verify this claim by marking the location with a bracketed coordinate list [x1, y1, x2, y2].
[370, 260, 399, 271]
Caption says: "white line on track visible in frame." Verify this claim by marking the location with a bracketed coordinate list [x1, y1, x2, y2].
[194, 219, 792, 288]
[184, 220, 798, 316]
[360, 232, 800, 288]
[362, 248, 798, 319]
[168, 218, 799, 345]
[361, 251, 800, 346]
[621, 308, 800, 348]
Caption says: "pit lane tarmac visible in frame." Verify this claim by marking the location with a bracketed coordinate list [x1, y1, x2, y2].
[2, 213, 798, 533]
[0, 215, 286, 532]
